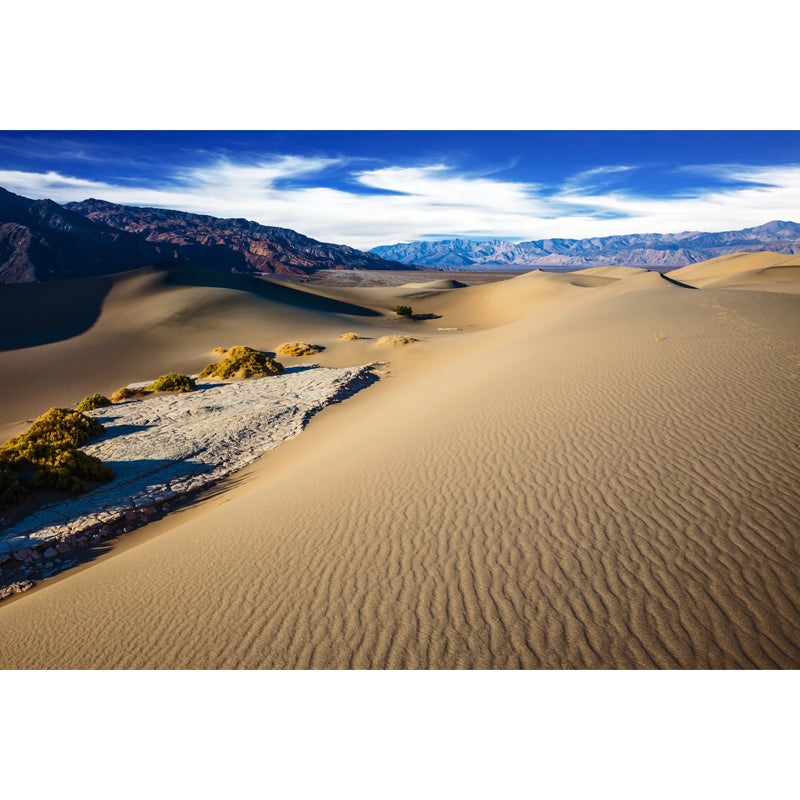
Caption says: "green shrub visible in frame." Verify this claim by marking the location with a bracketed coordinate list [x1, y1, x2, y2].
[276, 342, 322, 357]
[199, 346, 284, 380]
[0, 408, 104, 459]
[76, 393, 112, 413]
[395, 305, 413, 317]
[111, 386, 146, 403]
[28, 447, 113, 493]
[377, 335, 418, 347]
[145, 373, 196, 393]
[0, 463, 25, 510]
[0, 407, 112, 502]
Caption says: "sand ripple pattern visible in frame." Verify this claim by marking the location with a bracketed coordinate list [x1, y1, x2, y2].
[0, 283, 798, 668]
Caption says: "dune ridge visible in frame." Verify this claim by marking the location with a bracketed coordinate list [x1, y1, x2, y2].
[0, 255, 798, 668]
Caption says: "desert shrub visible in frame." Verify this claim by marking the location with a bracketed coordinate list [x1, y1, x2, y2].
[28, 448, 113, 493]
[339, 332, 363, 340]
[199, 346, 284, 380]
[76, 393, 112, 413]
[376, 335, 418, 347]
[212, 347, 227, 354]
[0, 408, 104, 459]
[110, 386, 146, 403]
[0, 407, 112, 501]
[145, 373, 196, 393]
[276, 342, 322, 357]
[0, 464, 25, 510]
[395, 305, 413, 317]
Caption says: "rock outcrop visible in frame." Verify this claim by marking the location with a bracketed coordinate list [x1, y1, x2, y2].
[0, 364, 378, 597]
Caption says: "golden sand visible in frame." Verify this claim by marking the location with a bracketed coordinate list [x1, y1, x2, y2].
[0, 257, 798, 668]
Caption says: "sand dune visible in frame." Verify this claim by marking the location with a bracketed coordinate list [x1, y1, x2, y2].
[667, 251, 800, 289]
[1, 258, 799, 668]
[399, 278, 468, 290]
[572, 265, 650, 279]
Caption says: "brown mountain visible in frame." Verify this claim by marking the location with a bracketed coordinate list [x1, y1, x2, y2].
[64, 198, 410, 277]
[0, 188, 414, 284]
[0, 187, 181, 283]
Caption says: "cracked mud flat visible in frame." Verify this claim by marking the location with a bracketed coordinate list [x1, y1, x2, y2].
[0, 364, 376, 576]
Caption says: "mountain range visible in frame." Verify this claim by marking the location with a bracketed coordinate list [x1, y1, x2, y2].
[370, 221, 800, 269]
[4, 183, 800, 283]
[0, 187, 410, 283]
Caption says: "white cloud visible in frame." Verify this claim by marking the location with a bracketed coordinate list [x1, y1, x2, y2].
[544, 164, 800, 238]
[559, 165, 637, 195]
[1, 159, 799, 249]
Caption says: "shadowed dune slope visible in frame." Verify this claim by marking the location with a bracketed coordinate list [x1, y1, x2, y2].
[1, 265, 799, 668]
[0, 274, 113, 349]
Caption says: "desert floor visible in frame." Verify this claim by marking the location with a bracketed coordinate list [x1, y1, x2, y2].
[0, 253, 799, 668]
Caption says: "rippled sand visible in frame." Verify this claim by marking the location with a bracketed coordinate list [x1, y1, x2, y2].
[1, 256, 798, 668]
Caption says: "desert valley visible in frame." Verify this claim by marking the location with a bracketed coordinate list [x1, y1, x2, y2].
[0, 216, 798, 667]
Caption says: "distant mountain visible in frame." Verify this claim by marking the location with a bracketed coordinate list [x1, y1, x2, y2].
[371, 221, 800, 269]
[65, 199, 408, 277]
[0, 187, 413, 284]
[0, 187, 180, 283]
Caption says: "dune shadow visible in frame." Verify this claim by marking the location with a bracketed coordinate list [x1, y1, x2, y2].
[156, 263, 382, 317]
[660, 273, 697, 289]
[411, 313, 442, 321]
[282, 364, 321, 375]
[96, 423, 154, 438]
[0, 276, 113, 351]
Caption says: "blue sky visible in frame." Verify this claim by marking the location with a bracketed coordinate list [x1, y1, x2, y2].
[0, 131, 798, 249]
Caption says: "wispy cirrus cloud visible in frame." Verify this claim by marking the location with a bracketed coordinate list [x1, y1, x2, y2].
[1, 157, 799, 249]
[558, 165, 637, 195]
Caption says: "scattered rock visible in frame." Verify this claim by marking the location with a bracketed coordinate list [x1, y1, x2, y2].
[0, 580, 34, 601]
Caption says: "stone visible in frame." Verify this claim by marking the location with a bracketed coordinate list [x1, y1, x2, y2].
[43, 547, 58, 559]
[0, 580, 34, 600]
[55, 542, 71, 554]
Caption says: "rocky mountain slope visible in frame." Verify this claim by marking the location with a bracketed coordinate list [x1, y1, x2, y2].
[0, 187, 412, 283]
[0, 187, 180, 283]
[65, 199, 407, 277]
[371, 221, 800, 269]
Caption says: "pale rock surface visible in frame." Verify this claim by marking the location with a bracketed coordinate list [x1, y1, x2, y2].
[0, 365, 375, 555]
